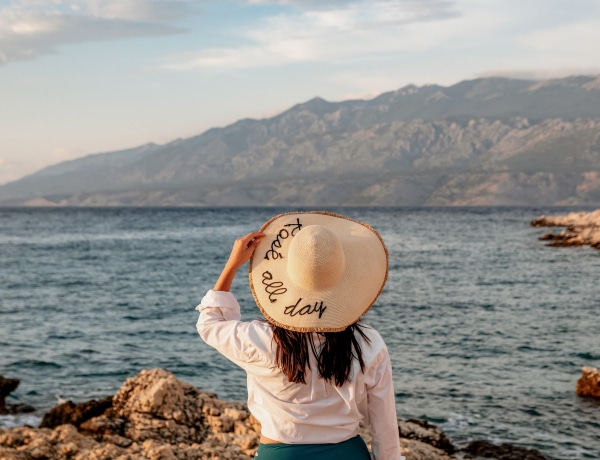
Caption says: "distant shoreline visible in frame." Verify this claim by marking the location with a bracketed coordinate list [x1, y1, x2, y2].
[1, 204, 599, 210]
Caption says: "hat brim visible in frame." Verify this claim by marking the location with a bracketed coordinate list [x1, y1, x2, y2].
[249, 211, 388, 332]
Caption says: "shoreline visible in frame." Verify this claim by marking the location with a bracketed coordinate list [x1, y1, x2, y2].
[531, 209, 600, 249]
[0, 369, 552, 460]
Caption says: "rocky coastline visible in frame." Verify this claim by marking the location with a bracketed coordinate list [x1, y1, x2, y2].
[531, 209, 600, 249]
[0, 369, 561, 460]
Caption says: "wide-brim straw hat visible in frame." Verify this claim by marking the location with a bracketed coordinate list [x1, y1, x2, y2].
[249, 211, 388, 332]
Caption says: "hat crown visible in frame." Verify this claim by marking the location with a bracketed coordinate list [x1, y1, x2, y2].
[250, 211, 388, 332]
[287, 225, 345, 291]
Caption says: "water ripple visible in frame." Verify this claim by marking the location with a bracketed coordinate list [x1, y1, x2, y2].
[1, 207, 599, 459]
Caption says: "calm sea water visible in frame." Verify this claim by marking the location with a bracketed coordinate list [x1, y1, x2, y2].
[1, 207, 599, 459]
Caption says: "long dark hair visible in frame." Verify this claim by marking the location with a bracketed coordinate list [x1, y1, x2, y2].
[272, 323, 371, 387]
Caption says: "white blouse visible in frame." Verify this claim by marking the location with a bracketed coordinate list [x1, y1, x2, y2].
[196, 289, 402, 460]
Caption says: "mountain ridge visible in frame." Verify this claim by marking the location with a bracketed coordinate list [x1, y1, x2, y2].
[2, 75, 600, 206]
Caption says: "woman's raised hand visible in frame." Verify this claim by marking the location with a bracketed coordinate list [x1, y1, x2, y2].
[227, 232, 266, 269]
[213, 232, 265, 292]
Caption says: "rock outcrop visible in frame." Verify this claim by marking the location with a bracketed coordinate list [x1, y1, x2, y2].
[0, 369, 549, 460]
[531, 209, 600, 249]
[397, 419, 456, 455]
[0, 375, 34, 415]
[576, 366, 600, 398]
[0, 369, 262, 460]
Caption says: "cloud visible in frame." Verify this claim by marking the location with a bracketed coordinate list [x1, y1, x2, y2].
[248, 0, 456, 16]
[0, 0, 190, 65]
[85, 0, 193, 22]
[474, 16, 600, 80]
[160, 0, 460, 71]
[519, 18, 600, 58]
[328, 72, 404, 99]
[478, 68, 600, 81]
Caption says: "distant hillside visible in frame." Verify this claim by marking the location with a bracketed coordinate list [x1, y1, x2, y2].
[2, 75, 600, 206]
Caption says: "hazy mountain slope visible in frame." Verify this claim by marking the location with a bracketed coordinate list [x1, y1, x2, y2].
[0, 143, 162, 199]
[1, 75, 600, 206]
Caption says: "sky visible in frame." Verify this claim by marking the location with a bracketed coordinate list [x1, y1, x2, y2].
[1, 0, 599, 184]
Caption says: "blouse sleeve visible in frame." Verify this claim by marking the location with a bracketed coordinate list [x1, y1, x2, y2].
[367, 348, 403, 459]
[195, 290, 275, 374]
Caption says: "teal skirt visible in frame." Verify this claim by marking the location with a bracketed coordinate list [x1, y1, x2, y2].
[255, 435, 370, 460]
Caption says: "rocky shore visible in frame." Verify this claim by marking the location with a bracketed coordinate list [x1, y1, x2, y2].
[0, 369, 555, 460]
[531, 209, 600, 249]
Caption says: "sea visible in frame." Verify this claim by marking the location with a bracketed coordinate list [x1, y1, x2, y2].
[1, 207, 599, 459]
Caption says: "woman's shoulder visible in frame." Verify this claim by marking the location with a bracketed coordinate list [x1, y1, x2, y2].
[357, 324, 389, 359]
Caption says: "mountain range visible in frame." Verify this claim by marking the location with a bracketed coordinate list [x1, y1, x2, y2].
[2, 75, 600, 206]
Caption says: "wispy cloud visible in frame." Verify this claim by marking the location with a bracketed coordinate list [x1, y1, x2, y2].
[160, 0, 460, 71]
[0, 0, 190, 65]
[248, 0, 456, 16]
[519, 18, 600, 58]
[479, 68, 600, 81]
[476, 16, 600, 80]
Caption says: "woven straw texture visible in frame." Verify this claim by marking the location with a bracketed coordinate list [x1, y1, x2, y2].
[248, 211, 388, 332]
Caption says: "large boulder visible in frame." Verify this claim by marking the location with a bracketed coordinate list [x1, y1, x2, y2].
[576, 366, 600, 398]
[100, 368, 261, 456]
[110, 368, 209, 444]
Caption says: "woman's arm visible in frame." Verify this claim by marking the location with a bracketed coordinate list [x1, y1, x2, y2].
[214, 232, 265, 292]
[368, 350, 402, 459]
[196, 231, 273, 372]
